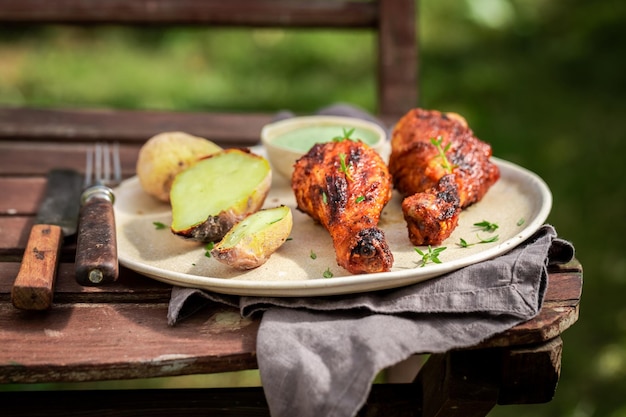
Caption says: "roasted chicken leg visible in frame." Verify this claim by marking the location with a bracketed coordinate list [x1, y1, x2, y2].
[292, 139, 394, 274]
[389, 108, 500, 245]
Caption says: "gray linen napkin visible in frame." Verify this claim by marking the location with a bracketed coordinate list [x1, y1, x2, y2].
[168, 224, 574, 417]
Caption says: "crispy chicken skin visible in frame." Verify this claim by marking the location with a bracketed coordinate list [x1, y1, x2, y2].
[292, 139, 394, 274]
[401, 174, 461, 246]
[389, 108, 500, 245]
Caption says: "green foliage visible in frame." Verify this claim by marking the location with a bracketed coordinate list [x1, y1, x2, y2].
[0, 26, 376, 112]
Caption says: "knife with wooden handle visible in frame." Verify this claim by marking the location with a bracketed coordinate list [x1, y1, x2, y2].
[12, 169, 83, 310]
[74, 184, 119, 285]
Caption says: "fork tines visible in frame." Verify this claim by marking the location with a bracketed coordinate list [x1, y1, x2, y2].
[85, 142, 122, 187]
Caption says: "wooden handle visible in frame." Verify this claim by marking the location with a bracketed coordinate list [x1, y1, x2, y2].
[75, 197, 119, 285]
[12, 224, 63, 310]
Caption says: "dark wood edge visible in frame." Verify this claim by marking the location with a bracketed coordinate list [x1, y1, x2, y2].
[0, 107, 401, 147]
[0, 0, 378, 28]
[416, 337, 565, 417]
[0, 383, 422, 417]
[0, 107, 274, 146]
[377, 0, 419, 116]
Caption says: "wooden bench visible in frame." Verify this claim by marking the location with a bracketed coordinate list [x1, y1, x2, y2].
[0, 1, 583, 416]
[0, 0, 418, 148]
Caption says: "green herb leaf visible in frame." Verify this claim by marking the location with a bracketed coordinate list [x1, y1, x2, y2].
[153, 221, 167, 230]
[339, 153, 353, 181]
[323, 268, 334, 278]
[473, 220, 499, 232]
[517, 218, 525, 226]
[414, 245, 447, 267]
[310, 250, 317, 260]
[322, 191, 328, 205]
[332, 127, 356, 142]
[204, 242, 214, 258]
[430, 136, 456, 173]
[477, 234, 499, 243]
[457, 233, 500, 248]
[355, 195, 365, 203]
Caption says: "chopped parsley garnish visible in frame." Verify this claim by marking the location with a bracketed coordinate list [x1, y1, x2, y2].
[204, 242, 214, 258]
[153, 221, 167, 230]
[414, 245, 447, 267]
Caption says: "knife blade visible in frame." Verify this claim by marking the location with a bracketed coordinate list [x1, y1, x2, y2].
[11, 169, 83, 310]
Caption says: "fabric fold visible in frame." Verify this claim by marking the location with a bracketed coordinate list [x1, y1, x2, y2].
[169, 225, 574, 417]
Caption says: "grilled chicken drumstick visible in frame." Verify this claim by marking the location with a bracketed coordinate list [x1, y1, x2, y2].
[389, 108, 500, 245]
[292, 139, 394, 274]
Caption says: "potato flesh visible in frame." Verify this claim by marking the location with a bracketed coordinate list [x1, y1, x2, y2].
[220, 206, 290, 248]
[170, 149, 271, 242]
[211, 206, 293, 270]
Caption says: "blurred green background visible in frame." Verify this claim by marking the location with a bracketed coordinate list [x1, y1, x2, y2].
[1, 0, 625, 415]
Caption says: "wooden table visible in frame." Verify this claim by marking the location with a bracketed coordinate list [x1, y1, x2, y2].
[0, 138, 582, 417]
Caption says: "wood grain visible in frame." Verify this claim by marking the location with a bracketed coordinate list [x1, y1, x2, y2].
[11, 224, 63, 310]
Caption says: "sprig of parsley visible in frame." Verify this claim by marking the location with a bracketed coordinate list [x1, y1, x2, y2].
[414, 245, 447, 267]
[339, 153, 353, 181]
[430, 136, 456, 173]
[458, 220, 500, 247]
[458, 234, 499, 248]
[333, 127, 355, 142]
[473, 220, 499, 232]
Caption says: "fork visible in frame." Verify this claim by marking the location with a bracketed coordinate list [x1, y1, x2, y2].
[75, 142, 122, 285]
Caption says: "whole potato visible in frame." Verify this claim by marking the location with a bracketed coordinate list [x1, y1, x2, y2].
[136, 131, 222, 202]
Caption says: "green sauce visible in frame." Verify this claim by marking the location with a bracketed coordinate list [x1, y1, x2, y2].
[272, 125, 380, 153]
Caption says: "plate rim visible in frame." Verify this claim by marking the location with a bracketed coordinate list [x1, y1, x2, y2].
[116, 157, 552, 296]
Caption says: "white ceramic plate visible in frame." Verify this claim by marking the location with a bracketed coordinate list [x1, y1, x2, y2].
[115, 157, 551, 297]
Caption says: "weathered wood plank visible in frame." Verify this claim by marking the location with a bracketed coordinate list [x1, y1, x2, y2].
[0, 217, 34, 260]
[0, 216, 80, 262]
[0, 0, 378, 27]
[0, 177, 45, 215]
[417, 349, 500, 417]
[0, 108, 273, 146]
[0, 141, 141, 177]
[498, 337, 563, 405]
[0, 262, 172, 304]
[0, 301, 259, 383]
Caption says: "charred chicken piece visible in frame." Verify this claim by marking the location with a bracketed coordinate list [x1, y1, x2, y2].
[389, 108, 500, 245]
[292, 139, 394, 274]
[401, 174, 461, 246]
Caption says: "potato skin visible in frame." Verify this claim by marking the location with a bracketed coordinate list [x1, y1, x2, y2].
[211, 206, 293, 270]
[177, 200, 265, 243]
[136, 131, 222, 202]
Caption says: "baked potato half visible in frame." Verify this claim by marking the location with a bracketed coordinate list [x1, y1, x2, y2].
[170, 148, 272, 242]
[211, 205, 293, 270]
